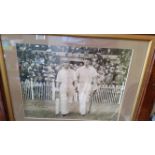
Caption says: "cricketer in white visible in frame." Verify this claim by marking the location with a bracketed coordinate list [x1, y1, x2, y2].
[76, 59, 98, 115]
[56, 61, 76, 115]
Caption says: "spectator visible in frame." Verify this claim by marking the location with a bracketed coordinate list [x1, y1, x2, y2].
[17, 44, 130, 86]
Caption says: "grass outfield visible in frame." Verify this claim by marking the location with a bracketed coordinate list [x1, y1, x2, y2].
[24, 101, 119, 120]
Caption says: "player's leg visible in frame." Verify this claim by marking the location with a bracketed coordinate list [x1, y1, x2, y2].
[79, 90, 87, 115]
[60, 91, 69, 115]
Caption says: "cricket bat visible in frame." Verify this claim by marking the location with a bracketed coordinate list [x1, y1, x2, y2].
[55, 90, 60, 115]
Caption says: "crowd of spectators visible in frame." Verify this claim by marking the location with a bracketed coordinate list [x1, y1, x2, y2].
[17, 44, 131, 86]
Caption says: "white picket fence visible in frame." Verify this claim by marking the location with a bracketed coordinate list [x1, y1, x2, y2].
[21, 79, 124, 104]
[91, 85, 124, 104]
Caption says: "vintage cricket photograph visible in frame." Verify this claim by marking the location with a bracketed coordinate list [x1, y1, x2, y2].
[16, 43, 133, 120]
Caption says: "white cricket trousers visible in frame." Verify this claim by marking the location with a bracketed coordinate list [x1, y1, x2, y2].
[78, 83, 92, 115]
[57, 86, 74, 115]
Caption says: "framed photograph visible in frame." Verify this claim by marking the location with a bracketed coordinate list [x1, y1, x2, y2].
[0, 34, 154, 120]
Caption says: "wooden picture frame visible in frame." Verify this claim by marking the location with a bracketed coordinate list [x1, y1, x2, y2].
[0, 34, 155, 121]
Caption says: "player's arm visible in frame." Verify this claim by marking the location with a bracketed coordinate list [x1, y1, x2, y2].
[92, 68, 98, 85]
[75, 69, 80, 83]
[74, 70, 80, 92]
[56, 71, 62, 91]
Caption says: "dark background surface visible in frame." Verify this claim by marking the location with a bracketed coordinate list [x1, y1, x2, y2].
[0, 72, 7, 121]
[135, 53, 155, 120]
